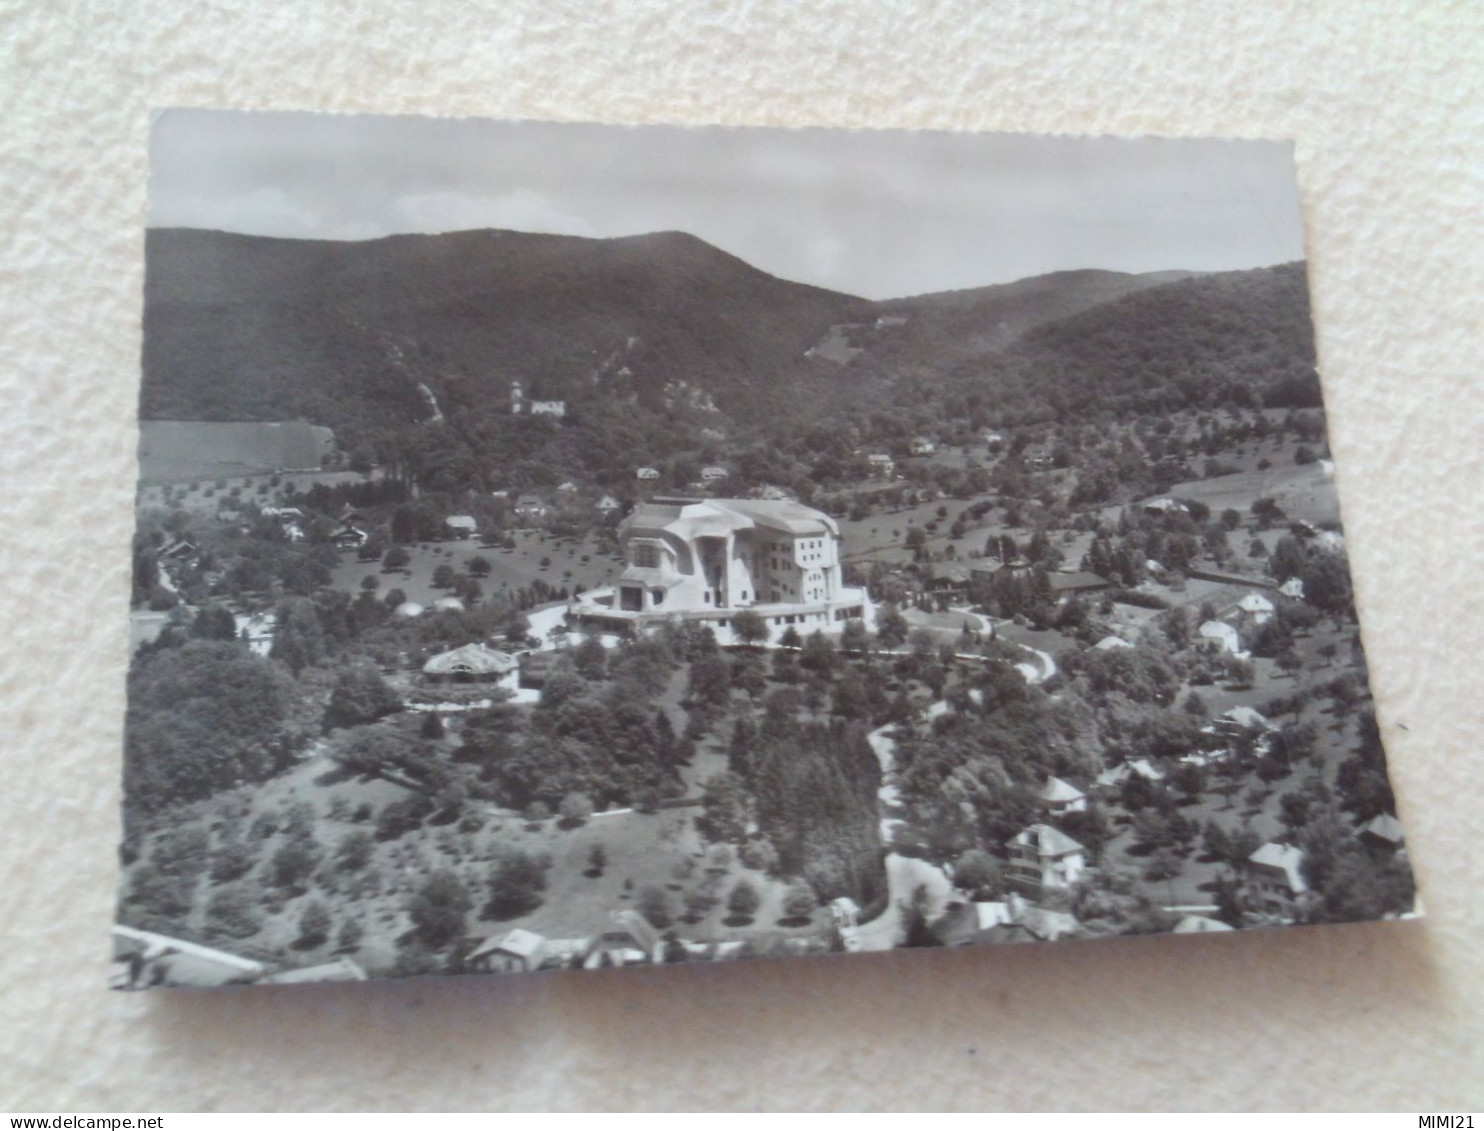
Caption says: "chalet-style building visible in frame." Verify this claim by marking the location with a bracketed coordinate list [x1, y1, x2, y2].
[636, 467, 660, 481]
[866, 453, 896, 478]
[444, 515, 477, 538]
[571, 497, 869, 639]
[467, 928, 547, 974]
[513, 494, 548, 521]
[1007, 825, 1087, 891]
[1246, 842, 1309, 914]
[1038, 776, 1087, 816]
[583, 910, 660, 969]
[909, 437, 936, 456]
[700, 466, 728, 484]
[596, 494, 621, 515]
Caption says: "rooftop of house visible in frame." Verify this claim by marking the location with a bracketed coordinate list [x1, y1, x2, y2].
[1039, 776, 1086, 804]
[468, 928, 547, 963]
[1248, 841, 1309, 893]
[1361, 813, 1405, 845]
[1008, 823, 1086, 858]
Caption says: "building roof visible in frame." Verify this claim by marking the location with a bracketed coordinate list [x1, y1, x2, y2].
[445, 514, 477, 529]
[1173, 915, 1235, 934]
[1237, 593, 1275, 614]
[433, 596, 466, 612]
[1361, 813, 1405, 845]
[422, 642, 517, 676]
[1048, 570, 1109, 592]
[394, 601, 426, 618]
[1248, 842, 1308, 893]
[260, 957, 368, 984]
[1039, 776, 1086, 804]
[1094, 759, 1165, 788]
[621, 497, 837, 543]
[1094, 635, 1134, 650]
[469, 927, 547, 963]
[1009, 823, 1085, 858]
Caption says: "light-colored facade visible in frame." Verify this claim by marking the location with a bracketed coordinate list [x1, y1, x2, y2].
[571, 497, 870, 638]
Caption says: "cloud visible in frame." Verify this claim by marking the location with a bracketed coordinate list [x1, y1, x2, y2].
[154, 185, 321, 237]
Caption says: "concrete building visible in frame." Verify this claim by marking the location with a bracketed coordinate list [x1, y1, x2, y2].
[571, 496, 869, 638]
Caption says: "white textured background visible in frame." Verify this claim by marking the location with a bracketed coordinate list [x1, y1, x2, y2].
[1, 0, 1480, 1112]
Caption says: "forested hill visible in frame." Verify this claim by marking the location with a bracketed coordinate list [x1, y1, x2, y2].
[141, 227, 877, 436]
[868, 268, 1192, 373]
[141, 226, 1316, 488]
[925, 262, 1320, 426]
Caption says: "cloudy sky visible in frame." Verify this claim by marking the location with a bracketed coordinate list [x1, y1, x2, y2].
[150, 110, 1305, 300]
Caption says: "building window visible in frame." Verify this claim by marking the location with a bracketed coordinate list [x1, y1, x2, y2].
[633, 543, 659, 568]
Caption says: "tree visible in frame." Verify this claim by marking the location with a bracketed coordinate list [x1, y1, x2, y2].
[268, 836, 320, 890]
[485, 850, 549, 919]
[782, 878, 818, 922]
[382, 545, 411, 571]
[432, 563, 456, 589]
[636, 884, 672, 928]
[467, 554, 492, 577]
[731, 609, 769, 647]
[324, 664, 401, 728]
[558, 791, 594, 827]
[727, 879, 760, 922]
[840, 619, 870, 655]
[877, 604, 909, 650]
[586, 843, 607, 877]
[953, 849, 1002, 898]
[190, 605, 238, 642]
[334, 829, 374, 873]
[420, 711, 445, 739]
[297, 900, 332, 948]
[337, 916, 365, 952]
[360, 574, 380, 592]
[409, 870, 471, 948]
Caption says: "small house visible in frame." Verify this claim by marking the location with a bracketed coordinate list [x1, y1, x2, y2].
[635, 467, 660, 481]
[1359, 813, 1405, 854]
[467, 928, 547, 974]
[1048, 570, 1110, 597]
[1038, 775, 1087, 815]
[1199, 619, 1246, 657]
[444, 515, 478, 538]
[513, 495, 548, 521]
[867, 453, 896, 477]
[700, 466, 729, 483]
[596, 494, 621, 515]
[909, 437, 936, 456]
[583, 910, 660, 969]
[1246, 842, 1309, 913]
[1006, 824, 1087, 891]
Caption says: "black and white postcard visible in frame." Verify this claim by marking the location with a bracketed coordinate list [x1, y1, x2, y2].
[116, 111, 1416, 989]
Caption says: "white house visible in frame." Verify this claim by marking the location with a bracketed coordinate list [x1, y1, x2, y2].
[1246, 842, 1309, 913]
[596, 494, 621, 515]
[444, 514, 478, 538]
[636, 467, 660, 481]
[1006, 824, 1087, 891]
[467, 928, 547, 974]
[571, 496, 870, 639]
[867, 453, 896, 478]
[1038, 775, 1087, 815]
[1199, 619, 1248, 658]
[910, 437, 936, 456]
[699, 466, 729, 483]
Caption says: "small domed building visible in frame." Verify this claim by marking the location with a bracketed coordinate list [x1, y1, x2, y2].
[421, 642, 517, 684]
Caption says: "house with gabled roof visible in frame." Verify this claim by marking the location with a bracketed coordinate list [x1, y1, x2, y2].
[1359, 813, 1405, 853]
[1246, 841, 1309, 913]
[1007, 824, 1087, 891]
[467, 928, 548, 974]
[1038, 775, 1087, 815]
[583, 910, 660, 969]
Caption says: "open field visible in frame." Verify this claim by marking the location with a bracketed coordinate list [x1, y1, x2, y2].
[330, 532, 626, 607]
[138, 420, 337, 484]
